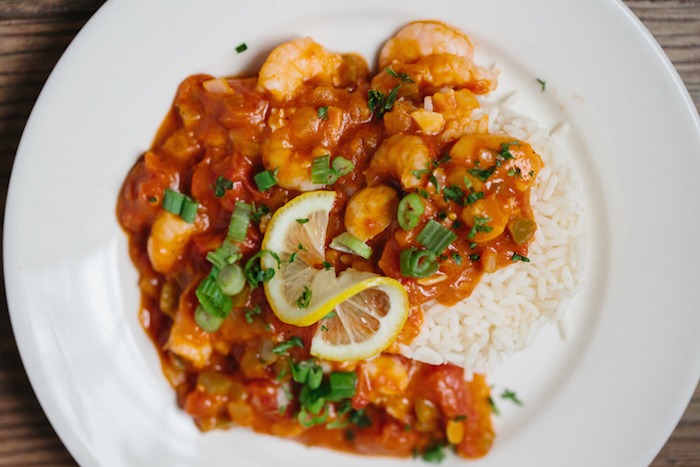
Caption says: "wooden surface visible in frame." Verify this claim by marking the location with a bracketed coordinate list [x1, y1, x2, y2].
[0, 0, 698, 465]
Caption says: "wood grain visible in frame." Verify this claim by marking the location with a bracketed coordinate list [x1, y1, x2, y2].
[0, 1, 698, 465]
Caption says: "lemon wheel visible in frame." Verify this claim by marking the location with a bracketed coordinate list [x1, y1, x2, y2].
[261, 190, 409, 361]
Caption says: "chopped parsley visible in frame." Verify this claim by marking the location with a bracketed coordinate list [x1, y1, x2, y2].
[469, 253, 480, 261]
[385, 67, 414, 83]
[536, 78, 546, 92]
[212, 175, 234, 197]
[296, 218, 309, 224]
[235, 42, 247, 53]
[250, 203, 270, 223]
[467, 166, 497, 182]
[317, 106, 329, 120]
[419, 444, 447, 463]
[244, 305, 262, 324]
[295, 286, 312, 309]
[322, 261, 332, 270]
[368, 85, 400, 119]
[500, 389, 523, 406]
[511, 253, 530, 263]
[468, 217, 492, 239]
[488, 395, 500, 415]
[271, 336, 304, 354]
[499, 141, 519, 160]
[451, 252, 463, 265]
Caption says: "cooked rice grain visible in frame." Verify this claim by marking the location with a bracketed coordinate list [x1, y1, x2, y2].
[399, 107, 587, 379]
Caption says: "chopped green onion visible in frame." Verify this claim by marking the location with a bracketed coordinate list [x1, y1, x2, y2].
[399, 248, 439, 278]
[322, 261, 332, 270]
[349, 408, 372, 427]
[235, 42, 247, 53]
[312, 154, 336, 185]
[328, 372, 357, 400]
[397, 193, 425, 230]
[196, 274, 233, 318]
[206, 240, 241, 269]
[228, 201, 252, 242]
[180, 197, 198, 223]
[216, 263, 245, 295]
[307, 365, 324, 390]
[331, 156, 354, 176]
[163, 188, 198, 223]
[452, 252, 463, 265]
[194, 305, 224, 333]
[416, 220, 458, 254]
[254, 169, 277, 191]
[329, 232, 372, 259]
[162, 188, 184, 214]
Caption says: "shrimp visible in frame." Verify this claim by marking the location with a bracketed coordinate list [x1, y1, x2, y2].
[257, 37, 345, 104]
[345, 185, 400, 241]
[147, 210, 196, 273]
[168, 297, 212, 369]
[379, 21, 474, 69]
[365, 134, 431, 190]
[374, 21, 496, 99]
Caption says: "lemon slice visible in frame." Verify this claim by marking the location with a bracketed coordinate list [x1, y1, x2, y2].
[261, 190, 409, 361]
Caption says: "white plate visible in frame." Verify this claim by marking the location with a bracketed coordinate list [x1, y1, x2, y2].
[5, 0, 700, 465]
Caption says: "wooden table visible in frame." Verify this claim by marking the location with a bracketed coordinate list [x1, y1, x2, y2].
[0, 0, 698, 465]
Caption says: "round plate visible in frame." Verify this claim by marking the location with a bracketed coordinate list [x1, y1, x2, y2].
[5, 0, 700, 466]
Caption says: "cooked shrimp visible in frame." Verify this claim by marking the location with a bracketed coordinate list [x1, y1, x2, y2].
[379, 21, 473, 69]
[257, 37, 345, 103]
[365, 134, 431, 190]
[431, 89, 482, 143]
[147, 210, 196, 273]
[345, 185, 400, 241]
[168, 302, 212, 369]
[356, 355, 411, 419]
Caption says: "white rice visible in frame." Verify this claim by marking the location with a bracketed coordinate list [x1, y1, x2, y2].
[399, 106, 587, 379]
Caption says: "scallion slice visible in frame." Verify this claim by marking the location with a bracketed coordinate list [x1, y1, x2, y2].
[194, 305, 224, 333]
[416, 220, 458, 254]
[311, 154, 335, 185]
[397, 193, 425, 230]
[228, 201, 251, 242]
[162, 188, 185, 214]
[329, 232, 372, 259]
[206, 240, 241, 269]
[254, 169, 277, 192]
[180, 197, 198, 223]
[195, 275, 233, 318]
[307, 365, 324, 390]
[162, 188, 198, 223]
[216, 263, 245, 296]
[331, 156, 354, 176]
[399, 248, 439, 278]
[328, 372, 357, 400]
